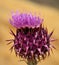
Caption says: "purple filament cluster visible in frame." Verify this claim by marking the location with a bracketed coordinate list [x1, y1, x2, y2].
[9, 12, 43, 28]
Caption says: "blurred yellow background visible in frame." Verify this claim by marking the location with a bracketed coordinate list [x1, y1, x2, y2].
[0, 0, 59, 65]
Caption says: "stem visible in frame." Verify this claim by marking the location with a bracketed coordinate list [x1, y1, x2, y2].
[27, 59, 37, 65]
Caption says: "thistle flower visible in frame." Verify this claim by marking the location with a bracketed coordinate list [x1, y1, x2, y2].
[7, 12, 55, 65]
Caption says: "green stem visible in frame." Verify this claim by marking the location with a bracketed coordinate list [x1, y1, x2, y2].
[27, 59, 37, 65]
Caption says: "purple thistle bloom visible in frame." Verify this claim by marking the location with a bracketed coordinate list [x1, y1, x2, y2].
[8, 12, 55, 65]
[9, 12, 43, 28]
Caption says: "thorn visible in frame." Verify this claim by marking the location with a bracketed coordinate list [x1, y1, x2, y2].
[9, 46, 14, 52]
[7, 41, 12, 45]
[6, 39, 14, 42]
[10, 29, 16, 37]
[51, 44, 56, 49]
[50, 48, 53, 54]
[50, 39, 58, 42]
[49, 30, 54, 38]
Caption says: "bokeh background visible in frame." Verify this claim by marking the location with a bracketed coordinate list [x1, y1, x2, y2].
[0, 0, 59, 65]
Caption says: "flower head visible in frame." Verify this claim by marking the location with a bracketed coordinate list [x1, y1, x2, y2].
[8, 12, 55, 64]
[9, 12, 43, 28]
